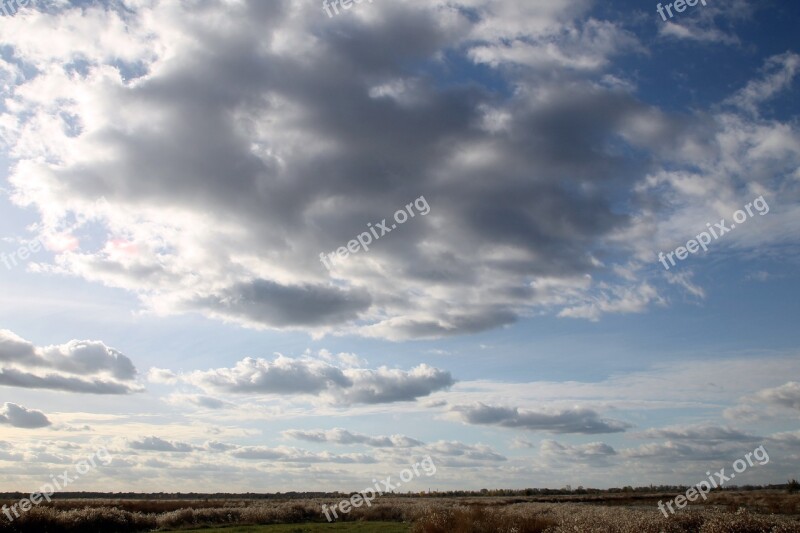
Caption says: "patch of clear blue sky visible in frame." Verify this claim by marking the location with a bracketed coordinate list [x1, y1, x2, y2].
[592, 0, 800, 116]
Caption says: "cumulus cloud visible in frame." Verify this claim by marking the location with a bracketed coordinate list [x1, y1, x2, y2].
[3, 0, 791, 343]
[283, 428, 423, 448]
[183, 355, 454, 405]
[0, 402, 51, 428]
[725, 381, 800, 421]
[451, 403, 630, 434]
[754, 381, 800, 410]
[129, 436, 196, 453]
[0, 329, 140, 394]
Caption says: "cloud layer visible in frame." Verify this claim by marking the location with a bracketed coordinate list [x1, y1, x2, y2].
[0, 1, 795, 340]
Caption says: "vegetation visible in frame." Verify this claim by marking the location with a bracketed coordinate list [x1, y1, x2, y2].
[0, 491, 798, 532]
[175, 524, 410, 533]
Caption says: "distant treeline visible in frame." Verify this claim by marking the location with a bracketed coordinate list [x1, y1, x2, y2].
[1, 482, 796, 501]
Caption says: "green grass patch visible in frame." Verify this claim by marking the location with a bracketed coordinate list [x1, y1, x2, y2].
[170, 522, 411, 533]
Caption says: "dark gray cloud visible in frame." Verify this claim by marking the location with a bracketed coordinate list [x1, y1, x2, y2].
[189, 280, 372, 328]
[0, 402, 51, 428]
[452, 403, 630, 434]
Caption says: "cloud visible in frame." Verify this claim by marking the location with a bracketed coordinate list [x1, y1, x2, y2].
[167, 394, 235, 410]
[540, 440, 616, 464]
[129, 436, 196, 453]
[619, 441, 698, 459]
[767, 430, 800, 448]
[451, 403, 630, 434]
[148, 368, 178, 385]
[659, 22, 739, 45]
[0, 1, 796, 349]
[637, 424, 762, 444]
[187, 280, 372, 329]
[470, 18, 641, 71]
[725, 52, 800, 115]
[0, 402, 51, 428]
[557, 283, 664, 321]
[725, 381, 800, 421]
[0, 329, 140, 394]
[230, 446, 375, 464]
[425, 440, 506, 462]
[509, 437, 535, 449]
[657, 0, 754, 45]
[0, 0, 682, 340]
[754, 381, 800, 411]
[619, 441, 734, 462]
[183, 355, 454, 405]
[284, 428, 423, 448]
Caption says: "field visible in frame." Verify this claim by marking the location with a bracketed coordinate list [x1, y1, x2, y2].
[174, 525, 410, 533]
[1, 491, 800, 532]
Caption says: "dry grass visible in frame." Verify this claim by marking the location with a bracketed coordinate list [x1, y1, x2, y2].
[0, 495, 798, 532]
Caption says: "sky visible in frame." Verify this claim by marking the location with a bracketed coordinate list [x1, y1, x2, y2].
[0, 0, 798, 493]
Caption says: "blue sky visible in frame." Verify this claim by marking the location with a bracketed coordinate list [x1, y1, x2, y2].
[0, 0, 798, 493]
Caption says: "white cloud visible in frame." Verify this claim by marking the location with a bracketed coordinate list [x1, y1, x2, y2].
[0, 402, 51, 428]
[181, 354, 454, 406]
[148, 367, 178, 385]
[283, 428, 424, 448]
[129, 436, 196, 453]
[540, 440, 616, 465]
[0, 329, 141, 394]
[725, 52, 800, 115]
